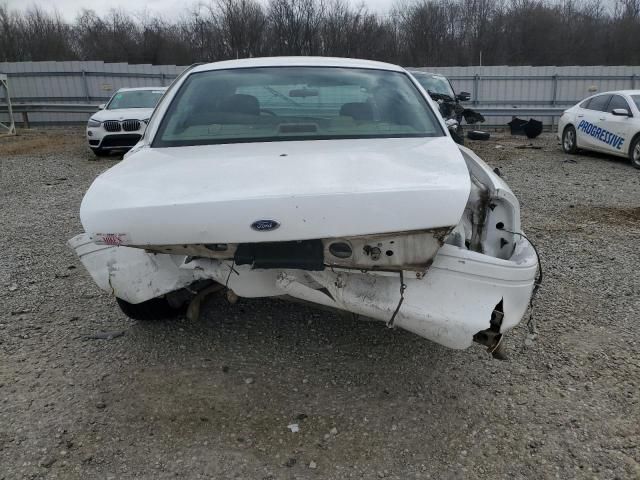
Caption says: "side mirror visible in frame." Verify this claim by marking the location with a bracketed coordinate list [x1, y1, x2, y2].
[457, 91, 471, 102]
[98, 103, 106, 110]
[611, 108, 631, 117]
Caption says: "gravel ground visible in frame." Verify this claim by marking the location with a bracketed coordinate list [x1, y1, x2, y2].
[1, 128, 639, 480]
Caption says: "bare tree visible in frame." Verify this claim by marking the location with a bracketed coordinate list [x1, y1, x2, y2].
[0, 4, 22, 61]
[8, 6, 75, 61]
[1, 0, 639, 66]
[73, 9, 141, 63]
[610, 0, 640, 64]
[215, 0, 266, 59]
[268, 0, 325, 55]
[394, 0, 453, 66]
[176, 4, 221, 63]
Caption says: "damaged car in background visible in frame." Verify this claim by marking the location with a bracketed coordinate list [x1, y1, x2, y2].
[408, 70, 487, 144]
[69, 57, 540, 357]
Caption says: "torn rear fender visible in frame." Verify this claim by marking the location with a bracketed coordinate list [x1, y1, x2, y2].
[456, 145, 521, 260]
[68, 234, 203, 303]
[278, 240, 537, 349]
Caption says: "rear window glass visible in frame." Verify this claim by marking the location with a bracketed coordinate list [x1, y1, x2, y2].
[153, 66, 443, 147]
[585, 95, 611, 112]
[631, 95, 640, 111]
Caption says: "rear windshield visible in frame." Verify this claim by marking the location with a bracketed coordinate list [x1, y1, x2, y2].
[153, 67, 443, 147]
[632, 95, 640, 111]
[108, 90, 165, 110]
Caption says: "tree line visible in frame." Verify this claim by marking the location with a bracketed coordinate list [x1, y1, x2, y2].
[2, 0, 640, 66]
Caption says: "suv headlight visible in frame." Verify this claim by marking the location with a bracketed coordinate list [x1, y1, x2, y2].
[87, 118, 101, 128]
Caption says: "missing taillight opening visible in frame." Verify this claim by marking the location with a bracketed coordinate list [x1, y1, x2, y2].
[329, 242, 352, 259]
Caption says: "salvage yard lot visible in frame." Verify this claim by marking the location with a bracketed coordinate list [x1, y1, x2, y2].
[1, 128, 639, 479]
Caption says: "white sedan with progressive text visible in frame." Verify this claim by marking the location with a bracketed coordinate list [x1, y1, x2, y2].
[558, 90, 640, 168]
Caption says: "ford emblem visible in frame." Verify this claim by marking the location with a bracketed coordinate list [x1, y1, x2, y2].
[251, 219, 280, 231]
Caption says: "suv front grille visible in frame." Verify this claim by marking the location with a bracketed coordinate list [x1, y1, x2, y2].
[103, 120, 141, 132]
[103, 120, 121, 132]
[122, 120, 141, 131]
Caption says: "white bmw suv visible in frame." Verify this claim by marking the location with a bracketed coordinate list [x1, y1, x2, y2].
[86, 87, 166, 157]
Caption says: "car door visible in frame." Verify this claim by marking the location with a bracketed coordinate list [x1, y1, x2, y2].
[598, 94, 634, 156]
[576, 94, 611, 152]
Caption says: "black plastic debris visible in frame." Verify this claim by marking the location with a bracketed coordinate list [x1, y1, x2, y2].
[508, 117, 543, 139]
[462, 109, 485, 124]
[467, 130, 491, 141]
[508, 117, 528, 135]
[524, 119, 543, 139]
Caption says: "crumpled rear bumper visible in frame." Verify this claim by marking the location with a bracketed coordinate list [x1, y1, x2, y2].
[69, 233, 538, 350]
[277, 241, 538, 349]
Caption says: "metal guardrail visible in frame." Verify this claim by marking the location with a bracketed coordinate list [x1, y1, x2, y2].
[4, 70, 178, 103]
[6, 70, 177, 79]
[0, 102, 99, 128]
[5, 103, 100, 112]
[480, 106, 566, 125]
[0, 103, 566, 129]
[480, 107, 565, 116]
[409, 70, 640, 107]
[3, 65, 638, 123]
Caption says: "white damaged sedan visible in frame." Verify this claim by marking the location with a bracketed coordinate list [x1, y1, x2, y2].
[69, 57, 539, 356]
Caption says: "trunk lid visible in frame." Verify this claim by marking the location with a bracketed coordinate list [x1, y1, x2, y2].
[80, 137, 470, 245]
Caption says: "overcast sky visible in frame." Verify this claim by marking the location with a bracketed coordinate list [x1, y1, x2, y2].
[5, 0, 396, 20]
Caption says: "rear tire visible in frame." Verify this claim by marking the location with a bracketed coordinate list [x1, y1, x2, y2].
[116, 297, 184, 321]
[629, 135, 640, 169]
[562, 126, 578, 154]
[91, 147, 111, 157]
[467, 130, 490, 141]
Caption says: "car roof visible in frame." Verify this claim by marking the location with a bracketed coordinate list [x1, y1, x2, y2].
[115, 87, 168, 93]
[586, 90, 640, 97]
[407, 70, 444, 77]
[191, 56, 405, 73]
